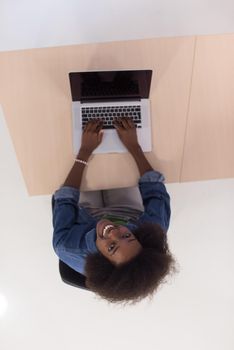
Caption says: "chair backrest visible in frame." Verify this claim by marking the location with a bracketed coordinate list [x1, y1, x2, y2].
[59, 260, 90, 291]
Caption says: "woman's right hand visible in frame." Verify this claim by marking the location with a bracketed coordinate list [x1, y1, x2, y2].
[113, 117, 140, 153]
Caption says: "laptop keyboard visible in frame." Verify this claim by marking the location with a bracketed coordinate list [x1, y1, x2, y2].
[81, 105, 142, 130]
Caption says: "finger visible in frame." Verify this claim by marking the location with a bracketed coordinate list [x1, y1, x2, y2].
[92, 119, 103, 134]
[98, 130, 104, 142]
[118, 117, 130, 129]
[114, 117, 126, 124]
[113, 117, 124, 130]
[128, 117, 136, 128]
[84, 120, 94, 131]
[96, 122, 104, 133]
[124, 116, 135, 128]
[83, 122, 90, 131]
[86, 118, 102, 131]
[96, 119, 104, 131]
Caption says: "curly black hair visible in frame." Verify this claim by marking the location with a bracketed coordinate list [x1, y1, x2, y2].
[84, 221, 177, 306]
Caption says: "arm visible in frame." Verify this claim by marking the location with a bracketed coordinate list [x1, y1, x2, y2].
[127, 143, 170, 232]
[52, 120, 103, 252]
[113, 117, 154, 176]
[63, 119, 103, 189]
[52, 118, 103, 270]
[129, 144, 154, 177]
[52, 187, 90, 274]
[138, 172, 171, 232]
[63, 148, 92, 189]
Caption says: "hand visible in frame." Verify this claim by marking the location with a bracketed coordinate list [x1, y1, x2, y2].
[113, 117, 140, 152]
[80, 119, 104, 154]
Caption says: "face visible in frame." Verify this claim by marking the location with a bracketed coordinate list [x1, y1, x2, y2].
[96, 219, 142, 266]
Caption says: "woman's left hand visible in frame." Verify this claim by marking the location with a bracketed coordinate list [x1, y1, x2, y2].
[80, 119, 104, 154]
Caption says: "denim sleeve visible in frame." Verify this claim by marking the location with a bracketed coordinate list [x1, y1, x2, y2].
[139, 170, 165, 183]
[138, 170, 171, 232]
[52, 186, 91, 274]
[52, 186, 80, 251]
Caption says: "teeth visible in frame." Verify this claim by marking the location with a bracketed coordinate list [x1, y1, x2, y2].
[102, 224, 114, 238]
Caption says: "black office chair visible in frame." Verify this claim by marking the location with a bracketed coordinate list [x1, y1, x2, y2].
[59, 259, 91, 291]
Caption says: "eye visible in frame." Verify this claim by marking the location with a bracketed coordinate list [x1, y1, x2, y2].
[123, 232, 131, 238]
[107, 233, 132, 251]
[108, 243, 115, 252]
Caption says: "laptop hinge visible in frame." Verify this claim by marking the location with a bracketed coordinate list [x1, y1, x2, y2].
[80, 97, 141, 104]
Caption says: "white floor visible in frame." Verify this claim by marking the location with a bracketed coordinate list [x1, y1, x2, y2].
[1, 0, 234, 52]
[1, 1, 234, 349]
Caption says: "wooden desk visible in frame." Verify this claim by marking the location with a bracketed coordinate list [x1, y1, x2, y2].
[0, 34, 233, 195]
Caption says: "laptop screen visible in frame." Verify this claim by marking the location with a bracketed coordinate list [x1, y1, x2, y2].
[69, 70, 152, 102]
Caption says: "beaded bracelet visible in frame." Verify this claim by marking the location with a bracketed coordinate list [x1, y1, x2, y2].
[74, 158, 88, 166]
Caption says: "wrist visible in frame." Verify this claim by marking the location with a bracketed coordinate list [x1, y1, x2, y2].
[77, 148, 92, 161]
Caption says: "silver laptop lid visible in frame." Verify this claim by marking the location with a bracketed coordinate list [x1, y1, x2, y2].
[69, 70, 152, 103]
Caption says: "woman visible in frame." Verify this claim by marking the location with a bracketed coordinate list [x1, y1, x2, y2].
[52, 117, 176, 305]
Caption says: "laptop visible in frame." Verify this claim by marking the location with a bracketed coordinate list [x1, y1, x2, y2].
[69, 69, 153, 154]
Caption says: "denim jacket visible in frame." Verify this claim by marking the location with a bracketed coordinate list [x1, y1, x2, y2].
[52, 170, 171, 275]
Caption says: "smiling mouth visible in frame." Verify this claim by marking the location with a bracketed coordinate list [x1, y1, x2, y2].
[101, 224, 115, 238]
[97, 220, 116, 239]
